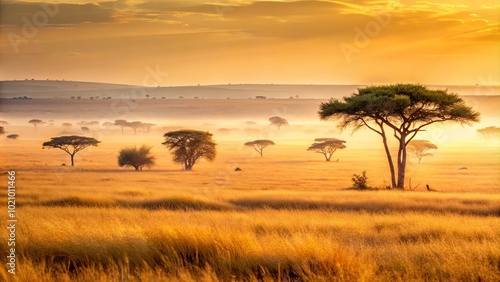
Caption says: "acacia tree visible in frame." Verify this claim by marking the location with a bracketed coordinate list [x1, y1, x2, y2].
[162, 130, 216, 171]
[307, 138, 346, 161]
[118, 145, 156, 170]
[477, 126, 500, 139]
[114, 119, 128, 134]
[126, 121, 143, 134]
[269, 116, 289, 129]
[244, 140, 275, 157]
[319, 84, 479, 189]
[28, 119, 45, 131]
[0, 127, 4, 134]
[407, 140, 438, 163]
[42, 136, 100, 166]
[6, 134, 19, 140]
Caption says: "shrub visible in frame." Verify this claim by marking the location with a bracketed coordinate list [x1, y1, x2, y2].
[352, 171, 369, 189]
[118, 145, 156, 171]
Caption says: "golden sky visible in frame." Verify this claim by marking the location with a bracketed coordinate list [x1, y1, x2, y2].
[0, 0, 498, 86]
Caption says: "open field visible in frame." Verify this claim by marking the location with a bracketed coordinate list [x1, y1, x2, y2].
[0, 96, 499, 281]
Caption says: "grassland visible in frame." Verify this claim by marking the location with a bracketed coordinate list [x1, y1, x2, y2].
[0, 97, 499, 281]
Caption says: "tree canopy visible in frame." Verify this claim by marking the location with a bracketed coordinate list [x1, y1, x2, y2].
[0, 126, 4, 135]
[28, 119, 45, 131]
[118, 145, 156, 170]
[244, 139, 275, 157]
[407, 140, 438, 163]
[319, 84, 479, 188]
[42, 136, 100, 166]
[477, 126, 500, 139]
[307, 138, 346, 161]
[162, 130, 216, 171]
[269, 116, 289, 129]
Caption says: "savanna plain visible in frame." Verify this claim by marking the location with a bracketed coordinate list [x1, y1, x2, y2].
[0, 95, 499, 281]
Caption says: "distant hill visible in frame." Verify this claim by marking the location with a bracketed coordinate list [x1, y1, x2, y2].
[0, 80, 498, 99]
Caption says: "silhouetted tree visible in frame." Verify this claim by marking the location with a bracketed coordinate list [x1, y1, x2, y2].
[118, 145, 156, 170]
[62, 122, 72, 128]
[142, 123, 155, 133]
[0, 127, 4, 134]
[102, 122, 114, 127]
[319, 84, 479, 188]
[42, 136, 100, 166]
[307, 138, 346, 161]
[269, 116, 289, 129]
[477, 126, 500, 139]
[114, 119, 128, 134]
[127, 121, 143, 134]
[407, 140, 438, 163]
[162, 130, 216, 171]
[6, 134, 19, 140]
[81, 127, 90, 134]
[244, 139, 275, 157]
[28, 119, 45, 131]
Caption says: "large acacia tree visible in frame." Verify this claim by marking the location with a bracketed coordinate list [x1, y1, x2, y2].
[162, 130, 216, 171]
[42, 136, 100, 166]
[319, 84, 479, 189]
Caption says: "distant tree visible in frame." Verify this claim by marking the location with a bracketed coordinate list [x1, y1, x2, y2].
[319, 84, 479, 189]
[145, 94, 150, 99]
[141, 123, 155, 133]
[28, 119, 45, 131]
[89, 121, 100, 126]
[269, 116, 289, 129]
[477, 126, 500, 139]
[102, 122, 114, 127]
[62, 122, 73, 127]
[0, 121, 9, 125]
[127, 121, 143, 134]
[114, 119, 128, 134]
[407, 140, 438, 163]
[307, 138, 346, 161]
[42, 136, 100, 166]
[0, 127, 4, 134]
[118, 145, 156, 171]
[6, 134, 19, 140]
[244, 139, 275, 157]
[71, 96, 75, 99]
[77, 96, 81, 100]
[162, 130, 216, 171]
[255, 96, 267, 99]
[81, 126, 90, 134]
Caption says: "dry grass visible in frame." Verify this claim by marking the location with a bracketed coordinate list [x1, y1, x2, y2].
[0, 104, 499, 281]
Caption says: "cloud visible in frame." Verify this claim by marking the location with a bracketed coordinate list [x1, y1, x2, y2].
[0, 1, 116, 26]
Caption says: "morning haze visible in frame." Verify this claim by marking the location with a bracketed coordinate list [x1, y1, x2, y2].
[0, 0, 499, 281]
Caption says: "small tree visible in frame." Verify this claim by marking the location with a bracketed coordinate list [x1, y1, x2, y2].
[477, 126, 500, 139]
[162, 130, 216, 171]
[118, 145, 156, 170]
[407, 140, 438, 163]
[127, 121, 143, 134]
[114, 119, 128, 134]
[28, 119, 45, 131]
[81, 126, 90, 134]
[352, 171, 369, 189]
[62, 122, 73, 128]
[0, 127, 4, 134]
[307, 138, 346, 161]
[6, 134, 19, 140]
[42, 136, 100, 166]
[269, 116, 289, 129]
[244, 140, 275, 157]
[142, 123, 155, 133]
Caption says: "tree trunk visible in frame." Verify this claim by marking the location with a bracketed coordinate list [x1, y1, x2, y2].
[325, 153, 331, 161]
[396, 137, 407, 189]
[381, 131, 397, 188]
[134, 166, 139, 171]
[70, 154, 75, 166]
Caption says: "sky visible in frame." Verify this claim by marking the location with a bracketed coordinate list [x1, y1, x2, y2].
[0, 0, 498, 86]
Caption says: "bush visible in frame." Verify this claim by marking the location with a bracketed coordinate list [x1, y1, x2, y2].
[352, 171, 369, 189]
[118, 145, 156, 171]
